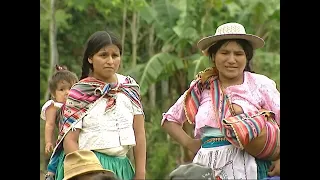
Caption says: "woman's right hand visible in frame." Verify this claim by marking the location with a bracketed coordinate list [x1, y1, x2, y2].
[45, 142, 54, 155]
[186, 138, 201, 154]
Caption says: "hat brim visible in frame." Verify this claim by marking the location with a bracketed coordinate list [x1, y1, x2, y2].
[197, 34, 265, 53]
[63, 164, 114, 180]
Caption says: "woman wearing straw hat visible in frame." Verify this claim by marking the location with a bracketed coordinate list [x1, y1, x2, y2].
[48, 30, 146, 180]
[161, 22, 280, 179]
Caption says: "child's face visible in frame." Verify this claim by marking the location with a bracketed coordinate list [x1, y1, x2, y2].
[52, 80, 74, 103]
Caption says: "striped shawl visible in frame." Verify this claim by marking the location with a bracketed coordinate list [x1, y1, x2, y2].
[50, 76, 142, 160]
[183, 68, 279, 158]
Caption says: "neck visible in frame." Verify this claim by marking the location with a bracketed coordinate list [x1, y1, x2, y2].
[218, 72, 244, 88]
[93, 74, 118, 84]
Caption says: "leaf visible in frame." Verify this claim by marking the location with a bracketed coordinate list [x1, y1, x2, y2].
[139, 1, 157, 24]
[55, 9, 72, 30]
[65, 0, 90, 11]
[139, 52, 184, 95]
[226, 2, 242, 18]
[187, 55, 210, 82]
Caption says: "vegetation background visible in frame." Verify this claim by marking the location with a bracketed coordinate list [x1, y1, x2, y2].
[40, 0, 280, 178]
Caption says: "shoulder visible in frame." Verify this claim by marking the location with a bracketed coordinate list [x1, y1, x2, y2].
[40, 100, 62, 120]
[41, 100, 55, 111]
[117, 73, 138, 85]
[245, 72, 276, 87]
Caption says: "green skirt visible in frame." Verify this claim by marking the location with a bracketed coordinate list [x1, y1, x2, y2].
[55, 151, 135, 180]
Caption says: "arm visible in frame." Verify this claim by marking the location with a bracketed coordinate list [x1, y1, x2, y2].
[162, 121, 199, 153]
[161, 93, 200, 153]
[44, 105, 57, 145]
[44, 105, 57, 154]
[260, 79, 281, 169]
[260, 79, 280, 126]
[61, 86, 83, 155]
[133, 114, 146, 179]
[63, 128, 80, 154]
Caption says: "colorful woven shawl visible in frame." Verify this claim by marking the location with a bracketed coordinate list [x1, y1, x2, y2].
[50, 76, 142, 160]
[183, 67, 279, 151]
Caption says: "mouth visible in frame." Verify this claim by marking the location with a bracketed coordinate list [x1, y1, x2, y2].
[104, 67, 114, 70]
[226, 66, 237, 69]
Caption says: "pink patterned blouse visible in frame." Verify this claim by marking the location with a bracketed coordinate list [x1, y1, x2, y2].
[161, 72, 280, 138]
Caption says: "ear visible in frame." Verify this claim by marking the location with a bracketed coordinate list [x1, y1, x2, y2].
[88, 57, 93, 64]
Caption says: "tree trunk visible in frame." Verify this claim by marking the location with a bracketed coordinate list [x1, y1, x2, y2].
[44, 0, 58, 100]
[148, 24, 156, 108]
[128, 8, 140, 167]
[131, 11, 140, 68]
[120, 0, 127, 72]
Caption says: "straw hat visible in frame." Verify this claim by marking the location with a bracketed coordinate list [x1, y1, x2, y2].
[63, 150, 114, 180]
[197, 22, 265, 55]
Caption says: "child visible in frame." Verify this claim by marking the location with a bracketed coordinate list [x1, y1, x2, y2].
[41, 65, 78, 180]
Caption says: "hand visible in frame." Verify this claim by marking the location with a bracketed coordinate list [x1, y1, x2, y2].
[186, 138, 201, 154]
[268, 159, 280, 176]
[45, 142, 54, 155]
[133, 172, 145, 180]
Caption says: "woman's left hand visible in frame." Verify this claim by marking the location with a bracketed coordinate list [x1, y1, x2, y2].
[268, 159, 280, 176]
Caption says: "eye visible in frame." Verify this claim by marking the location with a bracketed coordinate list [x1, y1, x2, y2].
[235, 52, 245, 56]
[112, 54, 119, 58]
[100, 52, 107, 57]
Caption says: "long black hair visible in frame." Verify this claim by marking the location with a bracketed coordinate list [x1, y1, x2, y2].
[80, 31, 122, 80]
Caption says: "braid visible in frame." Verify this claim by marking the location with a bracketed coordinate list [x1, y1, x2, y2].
[80, 59, 90, 80]
[244, 60, 255, 73]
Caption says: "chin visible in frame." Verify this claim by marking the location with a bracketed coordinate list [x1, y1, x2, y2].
[224, 72, 240, 79]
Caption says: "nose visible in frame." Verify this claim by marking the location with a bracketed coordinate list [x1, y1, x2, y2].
[226, 53, 236, 64]
[64, 89, 69, 95]
[106, 55, 114, 64]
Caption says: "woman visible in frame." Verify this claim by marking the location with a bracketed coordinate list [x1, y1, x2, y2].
[161, 22, 280, 179]
[49, 30, 146, 180]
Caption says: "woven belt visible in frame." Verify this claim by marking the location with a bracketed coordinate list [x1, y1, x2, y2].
[203, 137, 227, 144]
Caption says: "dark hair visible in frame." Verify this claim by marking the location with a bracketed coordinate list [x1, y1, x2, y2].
[207, 39, 254, 72]
[69, 172, 118, 180]
[48, 65, 79, 95]
[91, 172, 118, 180]
[80, 31, 122, 80]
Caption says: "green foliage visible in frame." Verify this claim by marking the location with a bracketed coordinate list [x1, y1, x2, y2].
[145, 109, 180, 179]
[138, 52, 184, 95]
[40, 0, 280, 178]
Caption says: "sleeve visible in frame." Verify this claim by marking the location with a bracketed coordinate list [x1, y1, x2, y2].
[260, 78, 280, 125]
[161, 94, 187, 126]
[132, 102, 144, 115]
[73, 120, 83, 129]
[40, 100, 54, 120]
[161, 80, 197, 126]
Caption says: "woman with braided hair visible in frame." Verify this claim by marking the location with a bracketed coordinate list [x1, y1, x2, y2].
[50, 30, 146, 180]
